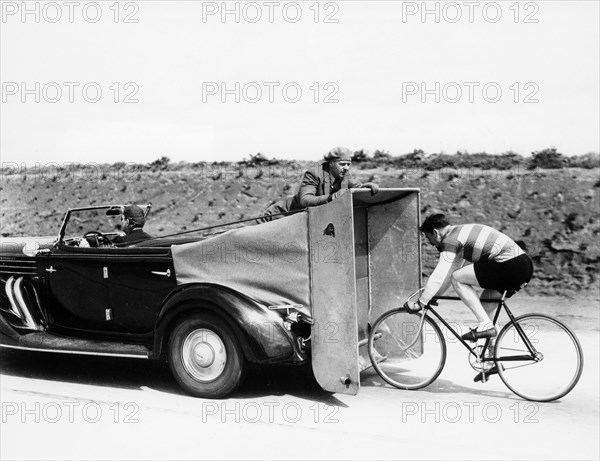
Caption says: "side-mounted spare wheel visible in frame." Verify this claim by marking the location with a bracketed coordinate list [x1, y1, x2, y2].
[168, 312, 245, 398]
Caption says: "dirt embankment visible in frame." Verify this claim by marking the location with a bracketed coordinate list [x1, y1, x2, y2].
[1, 163, 598, 296]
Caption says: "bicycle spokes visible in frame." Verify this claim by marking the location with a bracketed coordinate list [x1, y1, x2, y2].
[368, 298, 583, 401]
[495, 314, 583, 402]
[390, 332, 421, 359]
[368, 310, 447, 390]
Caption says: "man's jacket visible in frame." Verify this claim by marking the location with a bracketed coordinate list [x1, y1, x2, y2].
[263, 161, 363, 218]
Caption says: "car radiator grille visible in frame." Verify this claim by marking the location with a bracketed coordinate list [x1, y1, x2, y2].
[0, 259, 37, 276]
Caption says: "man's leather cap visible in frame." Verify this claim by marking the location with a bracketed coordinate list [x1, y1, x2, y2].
[324, 146, 352, 162]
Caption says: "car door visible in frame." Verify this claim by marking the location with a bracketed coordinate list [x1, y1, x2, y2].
[104, 247, 176, 334]
[43, 245, 111, 332]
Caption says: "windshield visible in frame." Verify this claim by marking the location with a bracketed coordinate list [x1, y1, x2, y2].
[63, 208, 122, 241]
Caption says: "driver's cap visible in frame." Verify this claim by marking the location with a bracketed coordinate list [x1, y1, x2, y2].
[123, 205, 146, 226]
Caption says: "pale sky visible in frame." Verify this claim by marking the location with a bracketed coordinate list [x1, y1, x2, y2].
[1, 0, 599, 164]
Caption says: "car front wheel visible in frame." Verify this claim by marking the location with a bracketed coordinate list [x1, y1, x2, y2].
[168, 312, 245, 398]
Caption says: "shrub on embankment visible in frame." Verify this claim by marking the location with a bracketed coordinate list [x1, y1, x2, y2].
[1, 149, 598, 296]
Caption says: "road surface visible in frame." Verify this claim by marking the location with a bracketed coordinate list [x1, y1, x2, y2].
[1, 296, 598, 460]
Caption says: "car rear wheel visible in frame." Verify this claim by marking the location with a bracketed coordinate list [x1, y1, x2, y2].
[168, 312, 245, 398]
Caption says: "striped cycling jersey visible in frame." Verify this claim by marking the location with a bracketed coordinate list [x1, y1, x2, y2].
[419, 224, 524, 304]
[438, 224, 524, 263]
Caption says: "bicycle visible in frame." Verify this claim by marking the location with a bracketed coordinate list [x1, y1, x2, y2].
[367, 288, 584, 402]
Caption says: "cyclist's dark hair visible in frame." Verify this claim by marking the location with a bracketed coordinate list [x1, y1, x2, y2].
[420, 214, 450, 234]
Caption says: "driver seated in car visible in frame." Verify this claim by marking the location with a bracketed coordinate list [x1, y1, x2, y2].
[113, 205, 153, 244]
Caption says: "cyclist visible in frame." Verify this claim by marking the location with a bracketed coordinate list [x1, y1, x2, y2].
[406, 214, 533, 379]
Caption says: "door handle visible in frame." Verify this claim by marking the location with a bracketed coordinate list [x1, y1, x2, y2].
[45, 266, 62, 273]
[151, 269, 171, 277]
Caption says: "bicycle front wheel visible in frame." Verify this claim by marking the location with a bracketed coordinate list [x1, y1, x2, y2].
[495, 313, 584, 402]
[368, 308, 446, 390]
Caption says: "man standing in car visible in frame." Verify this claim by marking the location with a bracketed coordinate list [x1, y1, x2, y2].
[260, 146, 379, 222]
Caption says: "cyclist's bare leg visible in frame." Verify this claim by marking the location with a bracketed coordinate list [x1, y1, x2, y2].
[480, 289, 502, 346]
[480, 288, 501, 321]
[451, 265, 496, 332]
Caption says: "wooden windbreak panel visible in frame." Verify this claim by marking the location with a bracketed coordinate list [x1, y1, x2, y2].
[367, 193, 421, 323]
[308, 189, 421, 395]
[353, 206, 369, 340]
[308, 191, 360, 396]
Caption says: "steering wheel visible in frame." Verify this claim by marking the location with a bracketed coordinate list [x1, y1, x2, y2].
[83, 231, 112, 248]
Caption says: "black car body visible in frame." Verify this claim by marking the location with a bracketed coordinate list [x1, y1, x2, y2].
[0, 204, 311, 398]
[0, 189, 421, 398]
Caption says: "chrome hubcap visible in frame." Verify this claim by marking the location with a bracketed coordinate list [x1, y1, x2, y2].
[182, 328, 226, 382]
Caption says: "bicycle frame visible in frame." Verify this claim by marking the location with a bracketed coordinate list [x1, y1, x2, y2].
[371, 288, 583, 401]
[422, 293, 540, 365]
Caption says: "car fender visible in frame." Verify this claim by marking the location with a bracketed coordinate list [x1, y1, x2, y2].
[153, 283, 301, 363]
[0, 314, 20, 343]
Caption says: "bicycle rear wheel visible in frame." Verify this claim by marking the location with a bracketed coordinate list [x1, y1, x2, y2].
[368, 308, 446, 390]
[495, 313, 584, 402]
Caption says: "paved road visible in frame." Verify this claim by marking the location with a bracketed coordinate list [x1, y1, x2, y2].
[1, 298, 598, 460]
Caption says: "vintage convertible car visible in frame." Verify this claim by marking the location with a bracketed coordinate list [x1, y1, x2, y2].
[0, 189, 421, 398]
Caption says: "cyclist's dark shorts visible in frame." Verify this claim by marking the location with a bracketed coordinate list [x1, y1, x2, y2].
[474, 254, 533, 291]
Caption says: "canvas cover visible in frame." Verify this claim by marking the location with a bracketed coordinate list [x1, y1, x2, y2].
[170, 188, 421, 397]
[171, 212, 311, 309]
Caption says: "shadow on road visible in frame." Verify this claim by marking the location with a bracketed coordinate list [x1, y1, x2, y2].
[360, 368, 522, 401]
[0, 348, 346, 405]
[235, 363, 347, 406]
[0, 348, 179, 393]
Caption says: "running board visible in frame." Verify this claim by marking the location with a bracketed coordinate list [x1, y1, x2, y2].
[1, 331, 150, 359]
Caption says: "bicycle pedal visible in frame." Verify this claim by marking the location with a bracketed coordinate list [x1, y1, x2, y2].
[474, 365, 499, 383]
[474, 371, 489, 383]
